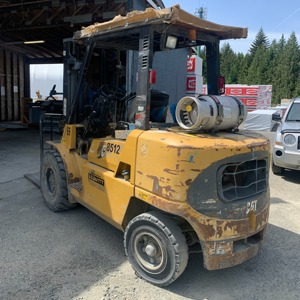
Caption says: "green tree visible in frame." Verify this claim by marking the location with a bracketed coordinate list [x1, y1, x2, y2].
[216, 28, 300, 104]
[220, 42, 237, 83]
[287, 32, 300, 98]
[199, 47, 207, 83]
[294, 80, 300, 96]
[274, 32, 300, 102]
[247, 44, 270, 84]
[237, 52, 250, 83]
[269, 36, 286, 103]
[249, 28, 269, 60]
[232, 52, 246, 84]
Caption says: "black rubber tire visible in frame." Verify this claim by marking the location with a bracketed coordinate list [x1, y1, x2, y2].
[124, 211, 189, 286]
[272, 159, 284, 176]
[40, 150, 77, 212]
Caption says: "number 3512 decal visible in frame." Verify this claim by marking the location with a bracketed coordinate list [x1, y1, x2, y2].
[106, 143, 120, 154]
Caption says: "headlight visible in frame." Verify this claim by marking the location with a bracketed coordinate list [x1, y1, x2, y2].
[284, 134, 296, 145]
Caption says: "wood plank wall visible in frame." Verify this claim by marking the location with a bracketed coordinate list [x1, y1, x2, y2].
[0, 50, 25, 121]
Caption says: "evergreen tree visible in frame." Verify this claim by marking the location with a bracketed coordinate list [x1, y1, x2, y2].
[199, 47, 207, 83]
[274, 32, 300, 102]
[269, 36, 286, 103]
[277, 35, 287, 52]
[249, 28, 269, 60]
[247, 44, 270, 84]
[220, 42, 237, 83]
[294, 80, 300, 96]
[216, 28, 300, 104]
[231, 52, 246, 84]
[237, 53, 250, 83]
[287, 32, 300, 98]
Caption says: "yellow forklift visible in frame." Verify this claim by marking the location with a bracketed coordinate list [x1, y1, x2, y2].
[40, 5, 270, 286]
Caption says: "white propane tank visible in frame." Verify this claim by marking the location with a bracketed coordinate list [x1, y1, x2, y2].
[175, 95, 247, 131]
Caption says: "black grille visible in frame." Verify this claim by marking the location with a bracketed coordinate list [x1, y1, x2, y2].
[298, 136, 300, 150]
[218, 159, 267, 202]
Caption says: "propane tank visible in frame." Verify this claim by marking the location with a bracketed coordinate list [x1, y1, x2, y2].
[175, 95, 247, 131]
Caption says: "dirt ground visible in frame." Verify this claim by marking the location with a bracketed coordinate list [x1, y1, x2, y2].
[0, 128, 299, 300]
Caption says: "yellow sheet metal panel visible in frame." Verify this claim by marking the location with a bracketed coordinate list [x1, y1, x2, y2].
[87, 130, 143, 183]
[116, 130, 144, 184]
[61, 124, 84, 150]
[88, 138, 125, 172]
[135, 129, 269, 202]
[79, 162, 134, 229]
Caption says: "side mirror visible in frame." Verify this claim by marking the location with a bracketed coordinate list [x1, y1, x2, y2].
[272, 113, 282, 122]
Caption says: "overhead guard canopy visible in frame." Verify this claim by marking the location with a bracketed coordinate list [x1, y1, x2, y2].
[74, 5, 248, 42]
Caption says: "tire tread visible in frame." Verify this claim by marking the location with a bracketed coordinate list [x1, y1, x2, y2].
[124, 211, 189, 286]
[41, 150, 77, 212]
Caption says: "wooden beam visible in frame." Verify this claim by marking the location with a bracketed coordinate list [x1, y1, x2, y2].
[27, 57, 63, 64]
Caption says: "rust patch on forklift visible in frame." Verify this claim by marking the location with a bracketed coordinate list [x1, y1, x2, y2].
[163, 168, 179, 175]
[185, 213, 216, 239]
[164, 185, 176, 193]
[247, 141, 269, 148]
[185, 179, 193, 186]
[147, 176, 161, 194]
[167, 145, 200, 158]
[147, 175, 176, 199]
[177, 147, 182, 157]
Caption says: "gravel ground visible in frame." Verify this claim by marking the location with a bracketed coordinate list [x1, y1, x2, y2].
[0, 129, 299, 300]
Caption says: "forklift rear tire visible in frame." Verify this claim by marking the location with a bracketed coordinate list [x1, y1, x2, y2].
[41, 150, 77, 212]
[124, 211, 189, 286]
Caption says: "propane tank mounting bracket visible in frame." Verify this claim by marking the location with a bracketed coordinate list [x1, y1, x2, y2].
[207, 95, 224, 125]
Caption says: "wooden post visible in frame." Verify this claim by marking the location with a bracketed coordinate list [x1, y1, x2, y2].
[0, 50, 6, 121]
[19, 56, 25, 102]
[6, 51, 12, 121]
[13, 53, 19, 120]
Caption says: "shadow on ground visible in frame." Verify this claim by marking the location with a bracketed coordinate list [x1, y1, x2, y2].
[281, 169, 300, 184]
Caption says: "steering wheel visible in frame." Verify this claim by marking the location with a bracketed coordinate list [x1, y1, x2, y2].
[100, 84, 126, 101]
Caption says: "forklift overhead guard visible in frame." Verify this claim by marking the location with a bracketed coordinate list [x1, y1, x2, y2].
[75, 5, 248, 41]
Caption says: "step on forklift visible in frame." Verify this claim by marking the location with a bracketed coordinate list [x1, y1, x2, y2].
[40, 5, 270, 286]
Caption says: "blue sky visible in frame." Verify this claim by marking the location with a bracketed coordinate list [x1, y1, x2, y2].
[163, 0, 300, 54]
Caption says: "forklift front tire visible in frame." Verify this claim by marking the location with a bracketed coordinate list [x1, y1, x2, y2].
[41, 150, 77, 212]
[124, 211, 189, 286]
